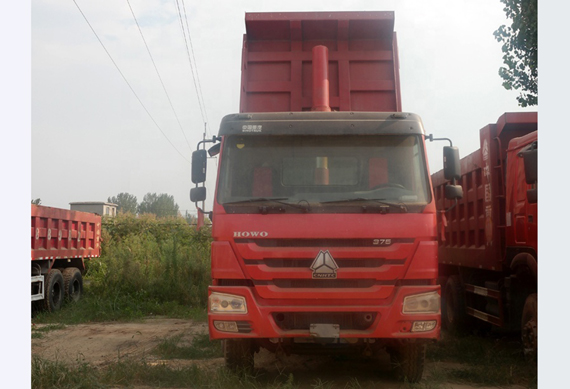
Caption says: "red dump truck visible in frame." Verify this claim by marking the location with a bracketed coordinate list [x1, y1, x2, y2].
[432, 112, 537, 355]
[31, 204, 102, 312]
[190, 12, 462, 382]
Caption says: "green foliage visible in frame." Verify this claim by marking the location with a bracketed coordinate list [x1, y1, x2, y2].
[138, 192, 180, 218]
[31, 198, 42, 205]
[427, 332, 537, 388]
[34, 213, 212, 323]
[494, 0, 538, 107]
[91, 213, 211, 308]
[32, 357, 104, 389]
[107, 192, 138, 214]
[32, 355, 300, 389]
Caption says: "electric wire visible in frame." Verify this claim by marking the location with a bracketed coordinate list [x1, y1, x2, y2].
[126, 0, 192, 150]
[72, 0, 190, 164]
[174, 0, 209, 136]
[181, 0, 211, 136]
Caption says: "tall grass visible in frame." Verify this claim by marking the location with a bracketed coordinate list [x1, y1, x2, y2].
[34, 213, 212, 323]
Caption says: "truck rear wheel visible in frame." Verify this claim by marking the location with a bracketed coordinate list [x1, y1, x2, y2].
[224, 339, 254, 373]
[521, 293, 537, 358]
[43, 269, 64, 312]
[443, 275, 468, 333]
[390, 341, 426, 383]
[63, 267, 83, 302]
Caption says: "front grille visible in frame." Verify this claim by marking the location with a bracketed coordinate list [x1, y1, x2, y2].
[244, 258, 394, 268]
[272, 312, 377, 331]
[236, 238, 414, 247]
[270, 279, 378, 288]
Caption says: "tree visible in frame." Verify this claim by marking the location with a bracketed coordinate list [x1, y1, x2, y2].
[494, 0, 537, 107]
[138, 193, 180, 218]
[108, 192, 138, 214]
[31, 198, 41, 205]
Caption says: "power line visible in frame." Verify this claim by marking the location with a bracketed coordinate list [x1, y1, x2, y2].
[181, 0, 211, 136]
[174, 0, 209, 136]
[126, 0, 192, 150]
[72, 0, 190, 164]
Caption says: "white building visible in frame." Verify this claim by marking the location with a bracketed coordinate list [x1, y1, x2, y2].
[70, 202, 118, 217]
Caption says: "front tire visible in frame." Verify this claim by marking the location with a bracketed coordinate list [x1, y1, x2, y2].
[390, 341, 426, 383]
[43, 269, 64, 312]
[443, 275, 468, 333]
[224, 339, 254, 373]
[521, 293, 537, 358]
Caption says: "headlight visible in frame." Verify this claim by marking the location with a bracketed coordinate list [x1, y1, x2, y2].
[209, 292, 247, 314]
[402, 291, 440, 314]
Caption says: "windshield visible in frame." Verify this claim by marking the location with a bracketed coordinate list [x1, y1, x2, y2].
[217, 135, 431, 213]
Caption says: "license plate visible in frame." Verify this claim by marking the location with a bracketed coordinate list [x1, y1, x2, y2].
[310, 323, 340, 338]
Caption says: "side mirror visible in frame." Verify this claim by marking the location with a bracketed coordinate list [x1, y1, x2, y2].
[208, 143, 221, 157]
[443, 146, 461, 181]
[522, 148, 537, 184]
[190, 187, 206, 203]
[192, 150, 207, 184]
[445, 184, 463, 200]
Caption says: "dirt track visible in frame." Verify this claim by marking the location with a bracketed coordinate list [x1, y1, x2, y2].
[32, 318, 529, 389]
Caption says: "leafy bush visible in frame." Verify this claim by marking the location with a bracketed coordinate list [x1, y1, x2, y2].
[89, 213, 212, 309]
[31, 213, 213, 322]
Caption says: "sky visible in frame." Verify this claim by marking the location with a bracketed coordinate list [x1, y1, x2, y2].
[2, 1, 569, 386]
[30, 0, 536, 216]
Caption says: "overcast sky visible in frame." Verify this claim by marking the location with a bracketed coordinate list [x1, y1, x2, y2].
[31, 0, 535, 215]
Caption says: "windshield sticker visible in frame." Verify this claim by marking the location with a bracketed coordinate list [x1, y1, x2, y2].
[242, 125, 262, 133]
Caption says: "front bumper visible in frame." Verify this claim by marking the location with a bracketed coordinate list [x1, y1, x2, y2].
[208, 285, 440, 340]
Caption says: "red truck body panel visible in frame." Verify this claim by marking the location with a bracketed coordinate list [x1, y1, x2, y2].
[240, 12, 401, 113]
[432, 112, 537, 271]
[31, 204, 101, 261]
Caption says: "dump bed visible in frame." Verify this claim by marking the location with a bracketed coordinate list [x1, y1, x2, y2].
[240, 12, 401, 113]
[31, 205, 101, 261]
[432, 112, 537, 271]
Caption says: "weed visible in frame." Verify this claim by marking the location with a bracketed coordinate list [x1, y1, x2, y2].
[426, 331, 538, 388]
[311, 378, 335, 389]
[31, 356, 104, 389]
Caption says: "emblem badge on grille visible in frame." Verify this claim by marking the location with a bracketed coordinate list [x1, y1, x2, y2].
[310, 250, 339, 279]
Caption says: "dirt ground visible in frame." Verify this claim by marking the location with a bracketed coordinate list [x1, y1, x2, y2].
[32, 318, 528, 389]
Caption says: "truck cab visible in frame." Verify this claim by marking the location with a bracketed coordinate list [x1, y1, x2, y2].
[191, 12, 462, 382]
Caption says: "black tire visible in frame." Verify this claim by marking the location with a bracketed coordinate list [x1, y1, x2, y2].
[224, 339, 254, 373]
[63, 267, 83, 302]
[43, 269, 64, 312]
[521, 293, 537, 358]
[390, 342, 426, 383]
[442, 275, 468, 333]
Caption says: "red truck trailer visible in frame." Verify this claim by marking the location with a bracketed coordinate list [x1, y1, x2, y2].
[31, 204, 101, 312]
[190, 12, 462, 382]
[432, 112, 537, 355]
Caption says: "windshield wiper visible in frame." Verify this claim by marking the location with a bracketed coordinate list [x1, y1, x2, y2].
[321, 198, 407, 213]
[223, 197, 311, 212]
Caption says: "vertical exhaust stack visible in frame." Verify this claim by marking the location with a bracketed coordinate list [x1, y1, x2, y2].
[311, 45, 331, 112]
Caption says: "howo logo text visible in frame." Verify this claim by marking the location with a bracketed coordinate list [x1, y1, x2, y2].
[233, 231, 269, 238]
